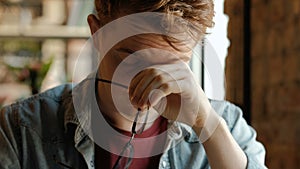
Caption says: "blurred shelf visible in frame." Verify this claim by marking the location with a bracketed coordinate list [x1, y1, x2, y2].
[0, 1, 41, 7]
[0, 25, 90, 39]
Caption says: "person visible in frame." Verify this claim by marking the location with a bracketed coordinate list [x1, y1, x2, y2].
[0, 0, 267, 169]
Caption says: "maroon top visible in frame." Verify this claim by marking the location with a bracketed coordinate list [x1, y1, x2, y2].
[95, 116, 168, 169]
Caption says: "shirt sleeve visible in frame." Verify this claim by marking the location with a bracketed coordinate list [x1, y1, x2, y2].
[225, 103, 267, 169]
[0, 106, 21, 169]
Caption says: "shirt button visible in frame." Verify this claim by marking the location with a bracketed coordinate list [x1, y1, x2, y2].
[162, 161, 167, 168]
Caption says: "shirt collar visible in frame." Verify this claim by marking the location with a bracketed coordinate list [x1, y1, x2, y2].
[63, 73, 97, 145]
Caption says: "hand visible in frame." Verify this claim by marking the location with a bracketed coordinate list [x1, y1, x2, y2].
[129, 62, 212, 128]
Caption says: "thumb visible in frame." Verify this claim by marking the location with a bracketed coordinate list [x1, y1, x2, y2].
[149, 89, 167, 115]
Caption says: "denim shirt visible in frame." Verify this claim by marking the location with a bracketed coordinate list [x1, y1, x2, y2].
[0, 76, 267, 169]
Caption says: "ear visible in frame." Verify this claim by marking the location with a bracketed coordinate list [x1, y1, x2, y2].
[87, 14, 101, 35]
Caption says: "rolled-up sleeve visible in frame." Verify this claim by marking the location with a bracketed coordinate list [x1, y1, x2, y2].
[225, 103, 267, 169]
[0, 106, 21, 169]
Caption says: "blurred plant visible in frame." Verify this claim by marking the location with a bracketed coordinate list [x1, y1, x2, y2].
[0, 39, 52, 94]
[5, 57, 53, 94]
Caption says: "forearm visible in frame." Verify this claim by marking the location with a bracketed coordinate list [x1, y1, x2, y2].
[196, 118, 247, 169]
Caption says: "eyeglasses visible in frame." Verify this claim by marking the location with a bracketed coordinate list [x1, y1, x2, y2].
[112, 107, 149, 169]
[96, 78, 150, 169]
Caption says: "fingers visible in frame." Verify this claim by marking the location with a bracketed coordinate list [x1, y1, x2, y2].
[129, 69, 160, 102]
[129, 64, 180, 97]
[143, 81, 180, 107]
[129, 65, 191, 109]
[129, 63, 185, 95]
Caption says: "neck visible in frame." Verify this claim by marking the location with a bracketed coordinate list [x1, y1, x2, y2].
[96, 82, 134, 131]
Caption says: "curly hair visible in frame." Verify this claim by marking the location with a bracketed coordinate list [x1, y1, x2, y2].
[95, 0, 214, 46]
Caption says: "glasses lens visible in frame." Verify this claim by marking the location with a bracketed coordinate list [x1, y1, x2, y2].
[113, 142, 134, 169]
[114, 107, 148, 169]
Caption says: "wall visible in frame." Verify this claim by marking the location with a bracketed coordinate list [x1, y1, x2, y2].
[225, 0, 300, 168]
[250, 0, 300, 168]
[224, 0, 245, 108]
